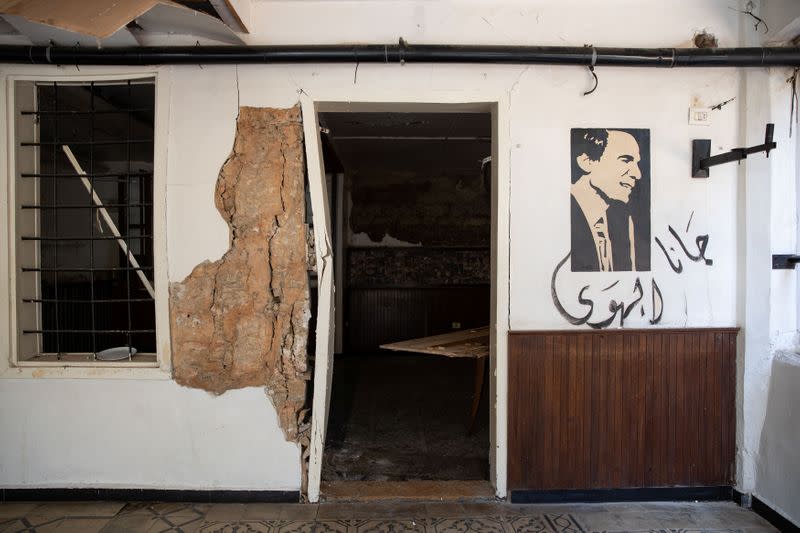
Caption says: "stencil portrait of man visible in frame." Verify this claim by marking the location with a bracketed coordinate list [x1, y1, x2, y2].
[570, 128, 651, 272]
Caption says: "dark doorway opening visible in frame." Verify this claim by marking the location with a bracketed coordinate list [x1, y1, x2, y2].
[318, 111, 492, 486]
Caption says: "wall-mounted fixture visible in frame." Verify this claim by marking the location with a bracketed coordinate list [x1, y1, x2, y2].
[772, 254, 800, 269]
[692, 123, 776, 178]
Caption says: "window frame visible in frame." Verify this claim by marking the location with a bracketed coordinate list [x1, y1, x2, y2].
[1, 67, 171, 379]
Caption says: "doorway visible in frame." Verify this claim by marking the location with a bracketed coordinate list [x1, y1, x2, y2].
[315, 108, 494, 499]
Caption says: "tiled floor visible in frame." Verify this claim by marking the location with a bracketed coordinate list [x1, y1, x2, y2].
[0, 500, 777, 533]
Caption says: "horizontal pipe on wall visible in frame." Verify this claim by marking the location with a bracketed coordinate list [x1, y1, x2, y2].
[0, 43, 799, 66]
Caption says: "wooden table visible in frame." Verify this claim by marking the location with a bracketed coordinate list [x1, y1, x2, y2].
[380, 327, 489, 432]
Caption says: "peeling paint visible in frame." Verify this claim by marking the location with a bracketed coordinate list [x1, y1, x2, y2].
[693, 30, 719, 49]
[349, 231, 422, 247]
[169, 105, 311, 442]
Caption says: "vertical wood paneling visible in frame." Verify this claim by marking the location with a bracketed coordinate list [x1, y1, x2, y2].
[723, 332, 737, 481]
[589, 334, 600, 488]
[668, 333, 679, 484]
[674, 333, 686, 483]
[717, 332, 728, 483]
[508, 328, 739, 490]
[701, 332, 715, 485]
[635, 334, 648, 487]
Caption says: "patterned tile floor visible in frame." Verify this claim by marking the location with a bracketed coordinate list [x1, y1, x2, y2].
[0, 500, 777, 533]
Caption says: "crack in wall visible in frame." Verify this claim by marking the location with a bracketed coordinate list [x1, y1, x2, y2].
[169, 105, 310, 443]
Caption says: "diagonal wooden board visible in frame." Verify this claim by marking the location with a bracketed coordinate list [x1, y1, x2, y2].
[380, 326, 489, 358]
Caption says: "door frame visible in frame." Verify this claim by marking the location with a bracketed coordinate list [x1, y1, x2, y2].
[302, 95, 510, 502]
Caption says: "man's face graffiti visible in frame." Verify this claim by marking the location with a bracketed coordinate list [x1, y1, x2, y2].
[577, 130, 642, 203]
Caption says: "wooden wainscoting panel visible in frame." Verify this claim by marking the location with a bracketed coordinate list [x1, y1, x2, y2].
[508, 328, 738, 491]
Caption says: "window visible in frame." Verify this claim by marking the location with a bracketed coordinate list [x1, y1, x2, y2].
[13, 78, 157, 364]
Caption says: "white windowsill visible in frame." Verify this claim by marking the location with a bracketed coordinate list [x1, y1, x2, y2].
[1, 359, 170, 379]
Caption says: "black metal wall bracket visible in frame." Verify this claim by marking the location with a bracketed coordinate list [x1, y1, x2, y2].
[773, 254, 800, 269]
[692, 123, 776, 178]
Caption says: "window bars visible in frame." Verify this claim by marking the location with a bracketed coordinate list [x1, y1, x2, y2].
[17, 79, 156, 362]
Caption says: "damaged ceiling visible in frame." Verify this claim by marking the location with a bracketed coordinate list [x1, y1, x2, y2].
[0, 0, 249, 47]
[320, 112, 491, 178]
[321, 111, 492, 246]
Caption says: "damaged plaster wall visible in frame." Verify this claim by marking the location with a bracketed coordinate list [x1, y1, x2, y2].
[347, 170, 490, 246]
[345, 169, 492, 288]
[170, 105, 310, 442]
[345, 151, 491, 247]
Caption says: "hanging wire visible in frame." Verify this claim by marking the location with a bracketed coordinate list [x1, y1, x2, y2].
[788, 68, 799, 137]
[729, 5, 769, 34]
[710, 97, 735, 111]
[583, 45, 598, 96]
[73, 42, 81, 71]
[584, 66, 598, 96]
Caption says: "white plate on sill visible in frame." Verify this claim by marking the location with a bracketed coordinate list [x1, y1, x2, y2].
[96, 347, 138, 361]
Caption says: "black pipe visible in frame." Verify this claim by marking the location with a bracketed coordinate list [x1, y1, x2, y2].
[1, 43, 799, 67]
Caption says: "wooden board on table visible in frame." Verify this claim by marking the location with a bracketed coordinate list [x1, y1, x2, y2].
[380, 326, 489, 358]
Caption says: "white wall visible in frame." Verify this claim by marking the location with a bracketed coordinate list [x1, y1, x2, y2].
[755, 351, 800, 522]
[510, 65, 740, 330]
[739, 63, 800, 525]
[0, 382, 300, 490]
[1, 0, 798, 505]
[741, 2, 800, 525]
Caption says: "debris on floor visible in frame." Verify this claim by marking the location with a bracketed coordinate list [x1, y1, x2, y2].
[323, 354, 490, 483]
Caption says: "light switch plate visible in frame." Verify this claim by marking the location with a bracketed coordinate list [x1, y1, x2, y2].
[689, 107, 712, 126]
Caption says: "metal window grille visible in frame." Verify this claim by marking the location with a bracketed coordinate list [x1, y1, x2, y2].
[16, 79, 156, 362]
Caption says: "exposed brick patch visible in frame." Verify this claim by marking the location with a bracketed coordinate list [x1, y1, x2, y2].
[170, 106, 310, 441]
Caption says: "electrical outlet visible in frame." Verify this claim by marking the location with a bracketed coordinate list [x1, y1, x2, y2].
[689, 107, 712, 126]
[452, 322, 461, 329]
